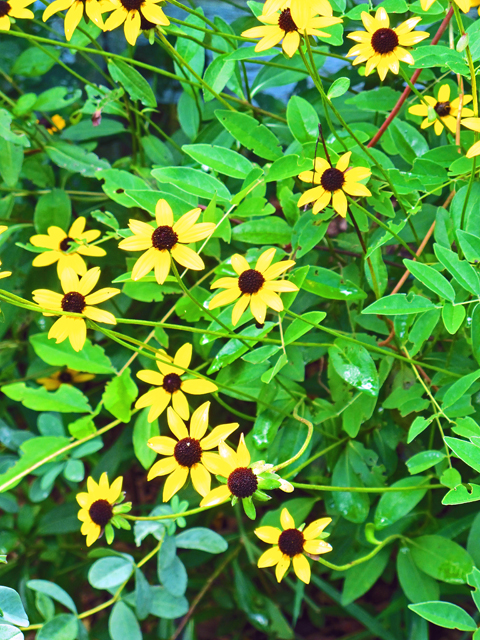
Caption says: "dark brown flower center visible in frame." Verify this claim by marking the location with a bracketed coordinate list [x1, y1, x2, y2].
[140, 13, 155, 30]
[151, 225, 178, 251]
[434, 101, 451, 117]
[278, 8, 297, 33]
[227, 467, 258, 498]
[162, 372, 182, 393]
[89, 499, 113, 527]
[60, 237, 74, 252]
[0, 1, 11, 17]
[371, 27, 399, 54]
[238, 269, 265, 295]
[59, 371, 73, 383]
[61, 291, 85, 313]
[174, 437, 202, 467]
[321, 167, 345, 192]
[278, 528, 305, 557]
[120, 0, 143, 9]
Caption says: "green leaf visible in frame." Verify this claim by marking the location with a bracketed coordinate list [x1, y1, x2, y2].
[30, 333, 114, 374]
[33, 189, 72, 234]
[0, 624, 24, 640]
[158, 556, 187, 597]
[108, 60, 156, 107]
[331, 449, 370, 524]
[442, 302, 465, 334]
[0, 139, 23, 187]
[12, 46, 59, 77]
[88, 557, 134, 589]
[108, 602, 142, 640]
[409, 535, 474, 584]
[457, 230, 480, 263]
[374, 477, 428, 529]
[232, 217, 292, 245]
[0, 109, 29, 147]
[1, 383, 91, 413]
[329, 339, 379, 397]
[152, 166, 231, 203]
[215, 110, 282, 161]
[61, 118, 126, 142]
[389, 119, 429, 165]
[183, 144, 254, 179]
[345, 87, 402, 113]
[302, 266, 367, 301]
[444, 436, 480, 473]
[443, 370, 480, 409]
[407, 416, 435, 443]
[362, 294, 435, 315]
[471, 304, 480, 366]
[397, 547, 440, 603]
[406, 450, 446, 474]
[46, 142, 110, 178]
[133, 408, 159, 469]
[175, 528, 228, 553]
[442, 483, 480, 505]
[327, 77, 350, 99]
[203, 54, 235, 102]
[286, 96, 319, 144]
[102, 368, 138, 423]
[266, 154, 312, 182]
[403, 259, 455, 302]
[434, 244, 480, 296]
[283, 312, 326, 345]
[149, 587, 188, 619]
[409, 601, 476, 631]
[341, 548, 389, 606]
[0, 587, 29, 626]
[27, 580, 77, 613]
[135, 569, 152, 621]
[36, 614, 77, 640]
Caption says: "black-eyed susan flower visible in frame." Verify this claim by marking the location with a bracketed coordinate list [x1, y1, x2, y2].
[208, 248, 298, 326]
[241, 6, 341, 58]
[118, 199, 215, 285]
[76, 473, 131, 546]
[102, 0, 169, 46]
[409, 84, 474, 136]
[347, 8, 429, 80]
[0, 0, 34, 30]
[43, 0, 103, 40]
[36, 368, 95, 390]
[460, 118, 480, 158]
[32, 266, 120, 352]
[30, 217, 106, 277]
[135, 343, 218, 422]
[37, 115, 66, 134]
[255, 508, 332, 583]
[147, 402, 239, 501]
[200, 435, 291, 519]
[262, 0, 336, 32]
[298, 151, 371, 218]
[0, 226, 11, 280]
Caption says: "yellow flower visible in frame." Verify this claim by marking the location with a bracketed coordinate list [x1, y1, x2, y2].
[460, 118, 480, 158]
[0, 226, 11, 280]
[118, 199, 215, 285]
[43, 0, 104, 40]
[38, 115, 67, 134]
[32, 266, 120, 352]
[76, 473, 123, 546]
[147, 401, 239, 501]
[102, 0, 169, 46]
[408, 84, 474, 136]
[470, 0, 480, 13]
[30, 217, 106, 277]
[36, 368, 95, 390]
[262, 0, 335, 31]
[255, 508, 332, 584]
[0, 0, 34, 30]
[347, 8, 429, 80]
[209, 248, 298, 326]
[200, 434, 258, 507]
[242, 6, 341, 58]
[298, 151, 371, 218]
[421, 0, 469, 12]
[135, 343, 218, 422]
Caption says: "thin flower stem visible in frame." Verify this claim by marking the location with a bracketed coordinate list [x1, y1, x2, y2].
[284, 437, 349, 479]
[291, 482, 442, 492]
[213, 393, 256, 421]
[347, 206, 380, 300]
[315, 534, 404, 572]
[124, 502, 226, 521]
[271, 403, 313, 472]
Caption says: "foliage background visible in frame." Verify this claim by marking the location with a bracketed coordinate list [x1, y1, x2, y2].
[2, 0, 480, 638]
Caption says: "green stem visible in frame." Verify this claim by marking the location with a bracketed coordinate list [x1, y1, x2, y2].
[291, 482, 442, 492]
[271, 403, 313, 472]
[124, 502, 225, 521]
[315, 535, 403, 572]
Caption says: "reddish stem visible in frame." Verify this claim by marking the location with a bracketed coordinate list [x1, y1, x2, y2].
[367, 6, 454, 148]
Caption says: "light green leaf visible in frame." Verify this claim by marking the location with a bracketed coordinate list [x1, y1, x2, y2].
[409, 601, 476, 631]
[409, 535, 474, 584]
[102, 368, 138, 423]
[30, 333, 114, 374]
[108, 60, 156, 107]
[215, 109, 282, 161]
[183, 144, 253, 179]
[2, 383, 91, 413]
[362, 294, 435, 315]
[403, 259, 455, 302]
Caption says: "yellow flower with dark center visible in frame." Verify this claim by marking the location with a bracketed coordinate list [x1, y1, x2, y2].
[147, 402, 239, 501]
[43, 0, 104, 40]
[135, 343, 218, 422]
[459, 118, 480, 158]
[30, 217, 106, 276]
[36, 368, 95, 390]
[200, 434, 258, 507]
[208, 248, 298, 326]
[32, 266, 120, 352]
[241, 6, 341, 58]
[255, 508, 332, 583]
[0, 0, 34, 30]
[297, 151, 371, 218]
[262, 0, 336, 32]
[118, 199, 215, 284]
[76, 473, 123, 546]
[347, 8, 429, 80]
[101, 0, 169, 46]
[409, 84, 474, 136]
[38, 115, 67, 134]
[0, 226, 11, 280]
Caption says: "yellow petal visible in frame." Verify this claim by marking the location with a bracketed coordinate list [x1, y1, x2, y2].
[262, 260, 296, 281]
[173, 207, 201, 235]
[231, 294, 251, 326]
[255, 248, 276, 274]
[137, 369, 164, 386]
[303, 517, 332, 539]
[237, 433, 250, 467]
[189, 401, 210, 440]
[132, 247, 157, 281]
[258, 546, 283, 567]
[336, 151, 351, 172]
[84, 287, 120, 305]
[303, 539, 333, 555]
[68, 318, 87, 352]
[171, 243, 204, 271]
[163, 465, 189, 501]
[64, 1, 83, 40]
[250, 294, 267, 324]
[258, 288, 283, 312]
[123, 8, 141, 45]
[174, 342, 192, 371]
[231, 254, 250, 275]
[108, 476, 123, 503]
[83, 307, 116, 325]
[293, 553, 311, 584]
[282, 30, 300, 58]
[275, 555, 291, 582]
[155, 199, 173, 227]
[332, 190, 348, 218]
[148, 435, 177, 455]
[200, 422, 239, 450]
[86, 524, 101, 546]
[61, 267, 80, 294]
[200, 484, 231, 507]
[32, 251, 61, 267]
[78, 267, 101, 296]
[190, 463, 211, 497]
[172, 390, 189, 420]
[210, 277, 239, 290]
[154, 250, 171, 285]
[209, 288, 242, 311]
[181, 378, 218, 395]
[281, 508, 295, 530]
[147, 456, 177, 480]
[255, 526, 281, 544]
